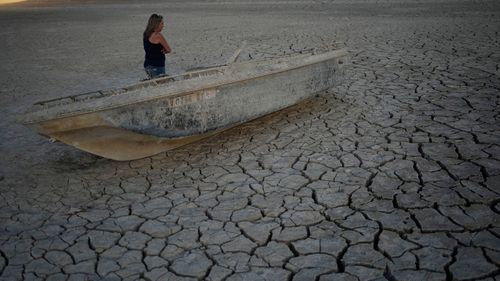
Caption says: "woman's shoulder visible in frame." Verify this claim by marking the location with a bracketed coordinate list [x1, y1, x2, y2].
[149, 32, 163, 43]
[151, 32, 164, 38]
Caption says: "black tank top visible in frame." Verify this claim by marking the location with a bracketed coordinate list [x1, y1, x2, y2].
[143, 37, 165, 67]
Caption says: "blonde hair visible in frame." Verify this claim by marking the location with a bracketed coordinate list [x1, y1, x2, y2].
[143, 14, 163, 39]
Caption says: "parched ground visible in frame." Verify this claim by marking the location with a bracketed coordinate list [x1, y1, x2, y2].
[0, 1, 499, 280]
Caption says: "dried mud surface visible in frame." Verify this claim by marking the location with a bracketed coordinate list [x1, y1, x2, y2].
[1, 1, 499, 280]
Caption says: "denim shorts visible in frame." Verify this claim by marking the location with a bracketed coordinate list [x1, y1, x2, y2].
[145, 65, 166, 79]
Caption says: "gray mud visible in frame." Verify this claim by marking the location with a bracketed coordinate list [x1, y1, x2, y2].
[1, 1, 499, 280]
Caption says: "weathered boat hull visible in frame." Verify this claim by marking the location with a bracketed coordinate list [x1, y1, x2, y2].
[20, 49, 348, 160]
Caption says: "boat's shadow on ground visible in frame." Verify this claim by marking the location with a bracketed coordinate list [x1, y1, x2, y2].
[159, 92, 340, 159]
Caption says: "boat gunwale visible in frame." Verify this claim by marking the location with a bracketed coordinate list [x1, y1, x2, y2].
[20, 49, 348, 125]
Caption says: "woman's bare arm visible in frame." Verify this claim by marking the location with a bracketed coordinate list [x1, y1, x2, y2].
[151, 32, 171, 54]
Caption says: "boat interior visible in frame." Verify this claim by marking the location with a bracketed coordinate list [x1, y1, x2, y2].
[32, 66, 225, 110]
[29, 49, 337, 112]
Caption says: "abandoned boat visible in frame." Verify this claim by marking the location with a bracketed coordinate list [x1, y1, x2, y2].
[19, 49, 348, 161]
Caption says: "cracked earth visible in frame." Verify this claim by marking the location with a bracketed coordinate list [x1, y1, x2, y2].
[0, 0, 499, 280]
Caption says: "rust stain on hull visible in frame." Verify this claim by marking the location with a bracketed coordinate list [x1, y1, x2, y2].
[51, 126, 225, 161]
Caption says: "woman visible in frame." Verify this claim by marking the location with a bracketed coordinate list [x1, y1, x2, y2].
[143, 14, 172, 79]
